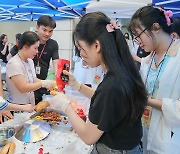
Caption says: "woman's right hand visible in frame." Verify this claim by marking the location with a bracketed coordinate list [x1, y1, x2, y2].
[63, 70, 81, 91]
[21, 104, 34, 113]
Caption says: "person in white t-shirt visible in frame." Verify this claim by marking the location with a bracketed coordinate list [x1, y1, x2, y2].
[6, 31, 55, 107]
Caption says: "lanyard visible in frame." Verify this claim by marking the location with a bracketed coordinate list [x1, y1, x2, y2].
[18, 54, 34, 83]
[145, 39, 173, 98]
[18, 54, 35, 105]
[37, 43, 46, 66]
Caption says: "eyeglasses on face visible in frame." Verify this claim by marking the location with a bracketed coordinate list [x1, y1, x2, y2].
[133, 28, 147, 44]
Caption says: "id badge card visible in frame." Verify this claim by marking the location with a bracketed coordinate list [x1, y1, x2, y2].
[93, 75, 101, 85]
[142, 106, 152, 126]
[35, 66, 41, 74]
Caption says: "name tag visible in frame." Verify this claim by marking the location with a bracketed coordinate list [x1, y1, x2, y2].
[35, 66, 41, 75]
[93, 75, 101, 85]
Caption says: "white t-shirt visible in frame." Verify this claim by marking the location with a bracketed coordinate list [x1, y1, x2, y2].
[6, 54, 36, 105]
[73, 59, 104, 89]
[130, 43, 139, 55]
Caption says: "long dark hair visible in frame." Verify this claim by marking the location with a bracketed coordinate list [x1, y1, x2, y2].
[128, 6, 172, 37]
[170, 17, 180, 36]
[12, 33, 22, 53]
[0, 34, 7, 44]
[18, 31, 39, 50]
[15, 33, 22, 42]
[73, 12, 147, 122]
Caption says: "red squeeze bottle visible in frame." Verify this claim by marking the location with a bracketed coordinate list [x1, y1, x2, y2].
[56, 59, 70, 92]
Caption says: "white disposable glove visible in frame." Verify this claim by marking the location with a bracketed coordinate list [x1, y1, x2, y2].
[63, 70, 81, 91]
[41, 80, 55, 89]
[51, 92, 71, 113]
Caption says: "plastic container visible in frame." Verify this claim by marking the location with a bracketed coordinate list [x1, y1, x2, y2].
[42, 95, 53, 102]
[0, 126, 15, 146]
[64, 87, 90, 117]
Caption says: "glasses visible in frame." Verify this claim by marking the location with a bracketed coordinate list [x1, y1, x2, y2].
[133, 28, 147, 44]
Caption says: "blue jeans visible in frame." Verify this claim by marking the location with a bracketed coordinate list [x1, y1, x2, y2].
[91, 143, 143, 154]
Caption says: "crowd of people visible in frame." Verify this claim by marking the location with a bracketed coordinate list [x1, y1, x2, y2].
[0, 4, 179, 154]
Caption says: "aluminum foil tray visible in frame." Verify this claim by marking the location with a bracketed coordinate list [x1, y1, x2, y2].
[30, 108, 72, 131]
[15, 119, 51, 143]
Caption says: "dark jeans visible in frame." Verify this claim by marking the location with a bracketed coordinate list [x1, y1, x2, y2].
[91, 143, 143, 154]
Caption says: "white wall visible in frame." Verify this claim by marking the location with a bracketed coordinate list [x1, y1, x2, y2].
[52, 19, 73, 61]
[0, 21, 36, 43]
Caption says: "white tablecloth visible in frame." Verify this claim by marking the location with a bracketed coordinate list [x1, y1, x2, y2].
[1, 112, 92, 154]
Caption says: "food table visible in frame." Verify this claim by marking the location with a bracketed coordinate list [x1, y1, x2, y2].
[1, 112, 92, 154]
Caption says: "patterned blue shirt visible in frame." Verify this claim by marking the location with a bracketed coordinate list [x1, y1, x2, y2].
[146, 56, 170, 98]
